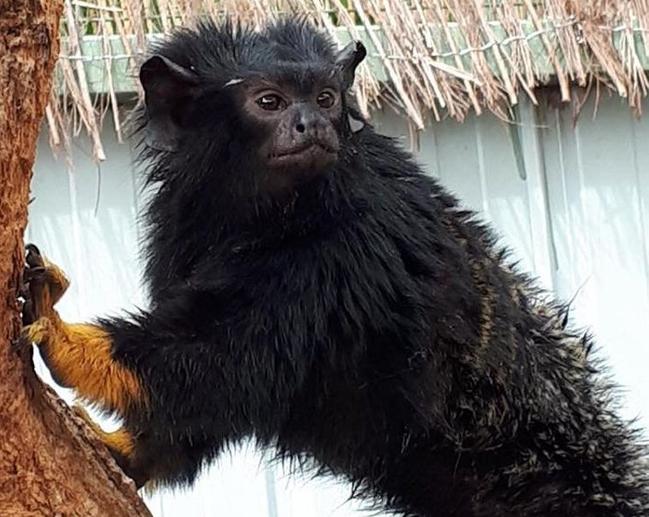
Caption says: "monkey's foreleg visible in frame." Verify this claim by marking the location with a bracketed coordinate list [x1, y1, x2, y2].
[23, 316, 148, 415]
[20, 245, 150, 486]
[22, 244, 149, 414]
[21, 243, 70, 324]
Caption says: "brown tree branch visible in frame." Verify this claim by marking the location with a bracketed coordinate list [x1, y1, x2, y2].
[0, 1, 151, 515]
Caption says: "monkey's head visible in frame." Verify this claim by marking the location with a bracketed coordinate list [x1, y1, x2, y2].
[136, 19, 366, 203]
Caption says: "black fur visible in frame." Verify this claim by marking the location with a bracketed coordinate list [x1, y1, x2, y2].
[101, 18, 649, 516]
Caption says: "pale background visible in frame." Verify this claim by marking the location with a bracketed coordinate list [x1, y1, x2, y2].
[27, 95, 649, 516]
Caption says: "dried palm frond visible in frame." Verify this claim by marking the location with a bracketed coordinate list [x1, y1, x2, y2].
[53, 0, 649, 159]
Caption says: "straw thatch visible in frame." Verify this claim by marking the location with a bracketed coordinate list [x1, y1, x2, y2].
[51, 0, 649, 160]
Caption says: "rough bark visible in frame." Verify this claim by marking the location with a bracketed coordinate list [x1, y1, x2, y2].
[0, 2, 152, 515]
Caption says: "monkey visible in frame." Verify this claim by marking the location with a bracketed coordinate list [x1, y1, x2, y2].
[21, 18, 649, 517]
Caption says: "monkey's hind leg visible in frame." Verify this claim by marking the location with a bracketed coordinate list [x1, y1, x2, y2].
[72, 406, 149, 488]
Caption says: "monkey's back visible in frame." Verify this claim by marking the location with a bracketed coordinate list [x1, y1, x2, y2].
[272, 133, 649, 516]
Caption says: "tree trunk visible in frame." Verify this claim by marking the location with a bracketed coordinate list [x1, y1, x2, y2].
[0, 2, 151, 515]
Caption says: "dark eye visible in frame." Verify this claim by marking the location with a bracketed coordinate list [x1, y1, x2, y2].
[316, 90, 336, 109]
[256, 94, 285, 111]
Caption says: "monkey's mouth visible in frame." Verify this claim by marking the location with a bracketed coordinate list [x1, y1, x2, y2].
[268, 141, 338, 169]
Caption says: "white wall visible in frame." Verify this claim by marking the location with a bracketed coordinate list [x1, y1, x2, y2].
[28, 95, 649, 516]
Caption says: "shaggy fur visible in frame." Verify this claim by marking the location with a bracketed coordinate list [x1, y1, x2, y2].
[97, 18, 649, 516]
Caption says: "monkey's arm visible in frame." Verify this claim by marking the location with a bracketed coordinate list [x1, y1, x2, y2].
[21, 246, 228, 487]
[21, 246, 149, 484]
[23, 316, 148, 415]
[22, 245, 148, 415]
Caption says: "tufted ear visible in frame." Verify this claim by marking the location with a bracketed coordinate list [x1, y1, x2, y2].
[335, 41, 367, 90]
[139, 55, 200, 152]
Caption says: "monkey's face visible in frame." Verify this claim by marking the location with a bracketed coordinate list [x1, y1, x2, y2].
[138, 30, 366, 199]
[238, 76, 342, 187]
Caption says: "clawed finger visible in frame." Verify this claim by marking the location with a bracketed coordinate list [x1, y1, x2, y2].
[26, 244, 44, 268]
[22, 299, 36, 326]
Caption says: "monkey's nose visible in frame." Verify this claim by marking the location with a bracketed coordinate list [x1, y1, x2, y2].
[292, 106, 321, 137]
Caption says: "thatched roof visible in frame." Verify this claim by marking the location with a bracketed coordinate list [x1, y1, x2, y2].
[52, 0, 649, 160]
